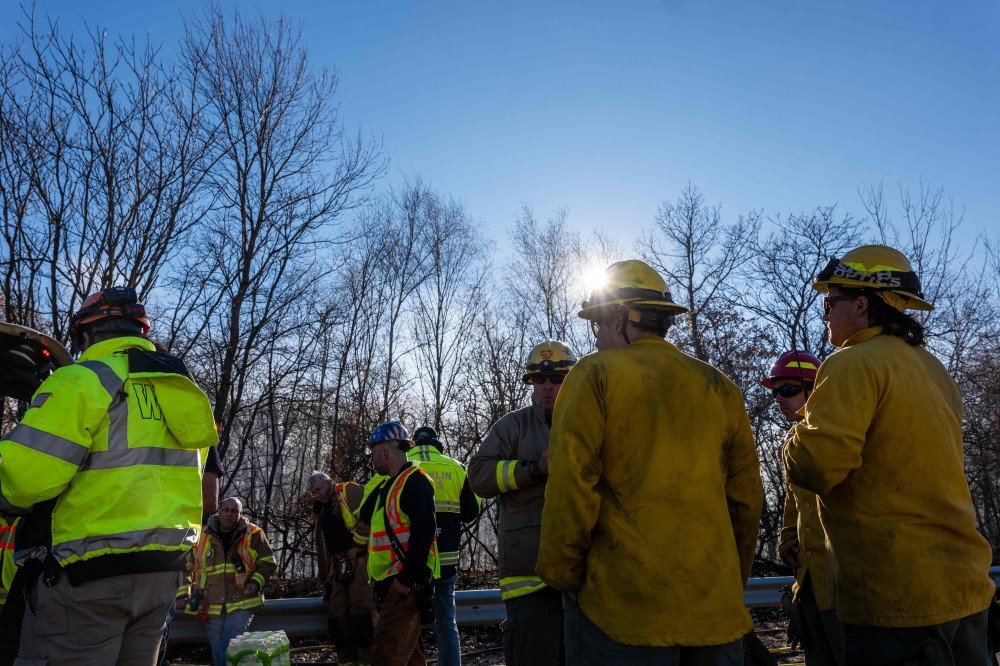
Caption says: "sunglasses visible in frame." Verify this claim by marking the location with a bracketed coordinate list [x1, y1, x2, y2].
[771, 384, 806, 398]
[823, 295, 857, 315]
[527, 374, 566, 385]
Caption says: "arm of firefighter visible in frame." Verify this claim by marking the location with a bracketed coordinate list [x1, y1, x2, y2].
[0, 370, 99, 513]
[397, 472, 437, 588]
[250, 529, 277, 591]
[458, 475, 481, 524]
[353, 487, 380, 548]
[778, 480, 799, 557]
[784, 353, 878, 495]
[724, 401, 764, 586]
[313, 505, 329, 582]
[467, 415, 536, 498]
[536, 361, 604, 593]
[178, 550, 195, 600]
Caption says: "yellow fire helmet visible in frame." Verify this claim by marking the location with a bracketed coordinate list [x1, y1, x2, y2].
[578, 259, 688, 321]
[813, 244, 933, 312]
[523, 340, 577, 383]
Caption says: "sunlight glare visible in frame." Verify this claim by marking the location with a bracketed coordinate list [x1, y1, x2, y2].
[581, 263, 609, 297]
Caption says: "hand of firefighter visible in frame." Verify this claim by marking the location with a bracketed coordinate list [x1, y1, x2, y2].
[779, 545, 800, 576]
[245, 581, 260, 596]
[538, 450, 549, 476]
[176, 596, 188, 611]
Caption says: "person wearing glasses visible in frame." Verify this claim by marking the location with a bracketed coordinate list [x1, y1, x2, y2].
[536, 260, 763, 666]
[468, 340, 577, 666]
[765, 350, 843, 666]
[783, 245, 994, 665]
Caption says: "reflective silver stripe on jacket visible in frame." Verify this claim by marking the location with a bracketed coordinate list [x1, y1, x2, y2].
[80, 447, 200, 472]
[439, 550, 460, 566]
[435, 499, 462, 514]
[78, 360, 128, 452]
[53, 526, 199, 563]
[2, 424, 89, 466]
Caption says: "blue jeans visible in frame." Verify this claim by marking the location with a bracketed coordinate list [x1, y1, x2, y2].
[433, 573, 461, 666]
[205, 607, 255, 666]
[564, 594, 744, 665]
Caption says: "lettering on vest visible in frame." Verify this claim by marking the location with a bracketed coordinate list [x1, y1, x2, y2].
[426, 469, 453, 489]
[132, 383, 162, 420]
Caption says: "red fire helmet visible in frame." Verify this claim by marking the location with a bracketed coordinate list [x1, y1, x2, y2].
[761, 350, 821, 388]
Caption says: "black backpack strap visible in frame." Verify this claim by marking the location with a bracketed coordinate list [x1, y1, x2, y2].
[126, 348, 191, 378]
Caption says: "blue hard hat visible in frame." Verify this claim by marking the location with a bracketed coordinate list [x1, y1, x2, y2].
[369, 421, 412, 449]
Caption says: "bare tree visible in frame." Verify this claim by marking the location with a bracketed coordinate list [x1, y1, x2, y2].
[637, 182, 760, 361]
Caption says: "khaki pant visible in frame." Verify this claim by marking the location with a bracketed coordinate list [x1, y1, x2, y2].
[16, 570, 181, 666]
[372, 584, 424, 666]
[328, 552, 376, 665]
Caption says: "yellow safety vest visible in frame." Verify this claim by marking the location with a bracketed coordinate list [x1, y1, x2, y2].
[0, 337, 217, 570]
[407, 444, 476, 567]
[333, 482, 359, 532]
[367, 467, 441, 583]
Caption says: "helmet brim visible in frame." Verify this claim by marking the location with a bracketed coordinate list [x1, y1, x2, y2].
[812, 279, 935, 311]
[578, 299, 689, 320]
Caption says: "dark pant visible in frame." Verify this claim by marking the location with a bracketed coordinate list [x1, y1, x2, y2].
[0, 569, 27, 666]
[563, 593, 744, 665]
[798, 572, 844, 666]
[372, 583, 424, 666]
[503, 586, 564, 666]
[843, 609, 991, 666]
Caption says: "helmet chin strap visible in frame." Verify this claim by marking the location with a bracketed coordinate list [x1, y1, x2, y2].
[619, 305, 631, 345]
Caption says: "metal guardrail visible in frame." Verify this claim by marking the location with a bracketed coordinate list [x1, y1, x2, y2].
[169, 567, 1000, 643]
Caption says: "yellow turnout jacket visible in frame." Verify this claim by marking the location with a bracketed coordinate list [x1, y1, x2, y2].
[783, 327, 993, 627]
[537, 336, 763, 647]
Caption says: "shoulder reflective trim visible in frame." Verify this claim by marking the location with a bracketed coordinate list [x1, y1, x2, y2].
[52, 526, 198, 563]
[77, 360, 124, 399]
[79, 447, 200, 472]
[439, 550, 459, 566]
[434, 499, 462, 514]
[499, 575, 546, 601]
[496, 460, 519, 493]
[78, 360, 129, 452]
[3, 424, 89, 466]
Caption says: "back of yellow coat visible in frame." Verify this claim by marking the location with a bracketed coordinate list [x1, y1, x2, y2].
[537, 337, 763, 647]
[783, 328, 994, 628]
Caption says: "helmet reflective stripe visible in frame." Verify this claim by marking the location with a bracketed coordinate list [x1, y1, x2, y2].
[813, 244, 933, 311]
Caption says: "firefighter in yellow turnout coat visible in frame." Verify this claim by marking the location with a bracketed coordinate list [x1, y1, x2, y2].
[537, 261, 763, 666]
[783, 245, 994, 666]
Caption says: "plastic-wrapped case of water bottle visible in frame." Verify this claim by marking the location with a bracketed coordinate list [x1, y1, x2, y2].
[225, 630, 291, 665]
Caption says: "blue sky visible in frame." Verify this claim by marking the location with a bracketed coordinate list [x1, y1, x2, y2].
[3, 1, 997, 252]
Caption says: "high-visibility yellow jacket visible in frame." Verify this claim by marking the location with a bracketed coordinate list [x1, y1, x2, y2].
[779, 478, 833, 611]
[784, 327, 994, 628]
[352, 474, 387, 549]
[537, 337, 763, 647]
[408, 444, 481, 570]
[0, 515, 17, 608]
[468, 402, 552, 601]
[0, 336, 217, 583]
[182, 515, 277, 617]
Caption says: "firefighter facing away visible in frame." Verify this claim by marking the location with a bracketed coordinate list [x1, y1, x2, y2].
[0, 287, 218, 665]
[782, 245, 995, 665]
[535, 260, 764, 666]
[468, 339, 577, 666]
[767, 350, 844, 666]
